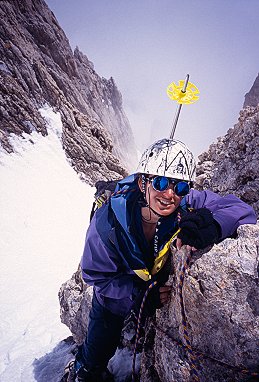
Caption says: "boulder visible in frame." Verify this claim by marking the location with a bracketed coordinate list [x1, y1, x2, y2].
[59, 223, 259, 381]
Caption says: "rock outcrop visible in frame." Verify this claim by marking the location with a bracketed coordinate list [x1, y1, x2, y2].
[195, 105, 259, 218]
[0, 0, 137, 183]
[244, 73, 259, 107]
[59, 265, 93, 345]
[141, 223, 259, 382]
[59, 223, 259, 382]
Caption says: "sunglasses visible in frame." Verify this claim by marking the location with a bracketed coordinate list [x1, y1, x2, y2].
[146, 175, 190, 196]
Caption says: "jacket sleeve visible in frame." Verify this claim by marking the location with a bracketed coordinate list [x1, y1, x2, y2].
[186, 189, 257, 240]
[80, 212, 140, 303]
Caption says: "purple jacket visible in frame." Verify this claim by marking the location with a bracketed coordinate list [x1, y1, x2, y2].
[81, 175, 256, 316]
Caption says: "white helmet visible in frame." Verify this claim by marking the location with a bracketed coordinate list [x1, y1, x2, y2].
[136, 138, 196, 182]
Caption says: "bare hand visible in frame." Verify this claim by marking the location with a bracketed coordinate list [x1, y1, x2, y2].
[176, 238, 197, 252]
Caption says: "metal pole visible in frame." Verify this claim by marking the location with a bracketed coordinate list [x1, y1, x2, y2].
[170, 74, 190, 139]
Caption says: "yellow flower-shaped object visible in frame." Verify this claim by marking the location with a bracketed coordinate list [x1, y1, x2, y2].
[167, 80, 200, 104]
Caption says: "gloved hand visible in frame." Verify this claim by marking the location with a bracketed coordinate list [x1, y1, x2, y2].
[177, 208, 221, 250]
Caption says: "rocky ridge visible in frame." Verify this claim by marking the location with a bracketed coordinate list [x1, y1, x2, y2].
[244, 73, 259, 107]
[0, 0, 137, 183]
[195, 105, 259, 218]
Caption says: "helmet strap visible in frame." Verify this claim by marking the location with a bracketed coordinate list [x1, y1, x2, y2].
[145, 178, 164, 219]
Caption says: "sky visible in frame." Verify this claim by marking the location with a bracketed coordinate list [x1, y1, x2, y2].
[44, 0, 259, 158]
[0, 106, 135, 381]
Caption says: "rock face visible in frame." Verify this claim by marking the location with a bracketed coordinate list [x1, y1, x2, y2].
[141, 223, 259, 382]
[196, 105, 259, 218]
[244, 73, 259, 107]
[59, 223, 259, 382]
[59, 265, 93, 345]
[0, 0, 137, 183]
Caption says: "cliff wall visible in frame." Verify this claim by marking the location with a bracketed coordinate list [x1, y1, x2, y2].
[0, 0, 137, 183]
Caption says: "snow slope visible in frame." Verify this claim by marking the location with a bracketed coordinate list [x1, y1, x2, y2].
[0, 106, 94, 381]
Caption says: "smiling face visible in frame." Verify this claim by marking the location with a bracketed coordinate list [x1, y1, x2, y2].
[138, 175, 182, 218]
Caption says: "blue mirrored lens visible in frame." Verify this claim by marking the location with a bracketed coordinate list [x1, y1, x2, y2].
[151, 176, 190, 196]
[152, 176, 169, 191]
[174, 181, 190, 196]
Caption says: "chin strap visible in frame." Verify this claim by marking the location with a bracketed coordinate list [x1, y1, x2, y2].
[140, 174, 164, 218]
[148, 204, 163, 218]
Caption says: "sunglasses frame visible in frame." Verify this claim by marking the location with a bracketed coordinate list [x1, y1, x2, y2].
[145, 175, 190, 196]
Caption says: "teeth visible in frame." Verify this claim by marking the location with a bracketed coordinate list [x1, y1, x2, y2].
[158, 199, 172, 206]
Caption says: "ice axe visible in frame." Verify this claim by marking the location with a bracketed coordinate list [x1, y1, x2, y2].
[167, 74, 200, 139]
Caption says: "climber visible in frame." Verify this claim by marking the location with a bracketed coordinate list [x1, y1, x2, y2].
[62, 138, 256, 382]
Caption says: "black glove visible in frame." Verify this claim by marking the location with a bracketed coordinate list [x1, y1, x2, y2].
[178, 208, 221, 249]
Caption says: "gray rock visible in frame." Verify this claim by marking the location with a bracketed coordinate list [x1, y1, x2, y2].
[59, 265, 93, 345]
[59, 224, 259, 381]
[196, 105, 259, 217]
[244, 73, 259, 108]
[141, 223, 259, 381]
[0, 0, 137, 181]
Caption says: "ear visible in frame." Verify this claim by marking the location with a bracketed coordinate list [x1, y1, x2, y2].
[137, 175, 143, 192]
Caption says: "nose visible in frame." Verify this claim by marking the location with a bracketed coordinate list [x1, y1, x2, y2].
[162, 185, 175, 198]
